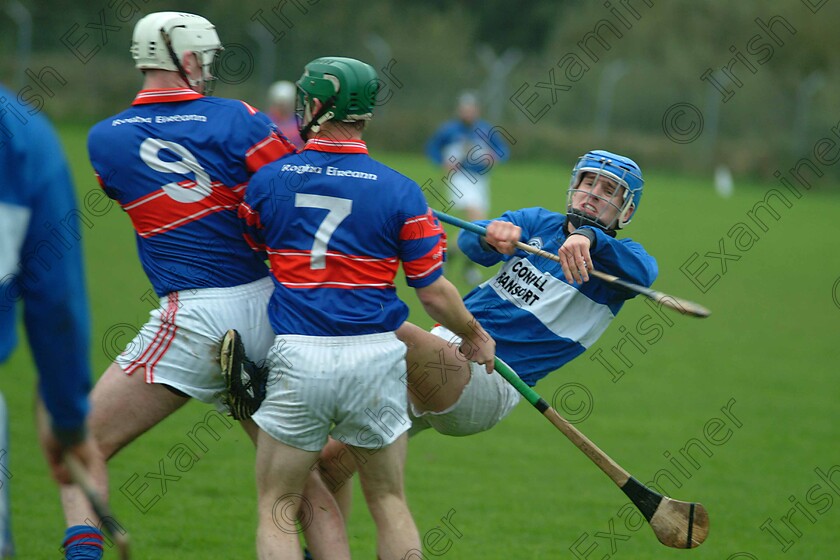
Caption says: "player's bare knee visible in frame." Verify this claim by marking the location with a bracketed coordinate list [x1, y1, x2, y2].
[357, 463, 406, 503]
[361, 485, 406, 515]
[86, 412, 123, 460]
[85, 438, 116, 462]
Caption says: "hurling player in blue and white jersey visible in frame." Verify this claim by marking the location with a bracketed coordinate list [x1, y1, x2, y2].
[402, 150, 657, 435]
[0, 85, 97, 559]
[425, 91, 511, 223]
[240, 57, 496, 560]
[426, 91, 511, 284]
[58, 13, 347, 560]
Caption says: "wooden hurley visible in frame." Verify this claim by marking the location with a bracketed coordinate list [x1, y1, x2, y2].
[66, 455, 131, 559]
[494, 359, 709, 549]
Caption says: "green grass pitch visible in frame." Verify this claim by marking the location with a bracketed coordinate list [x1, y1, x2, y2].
[2, 125, 839, 558]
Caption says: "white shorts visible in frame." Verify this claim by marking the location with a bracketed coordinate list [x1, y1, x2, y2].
[252, 332, 410, 452]
[449, 170, 490, 214]
[116, 277, 275, 405]
[409, 325, 520, 437]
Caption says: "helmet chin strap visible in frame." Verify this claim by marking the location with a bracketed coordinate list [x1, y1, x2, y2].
[299, 95, 337, 139]
[161, 26, 193, 90]
[565, 209, 617, 237]
[159, 27, 218, 94]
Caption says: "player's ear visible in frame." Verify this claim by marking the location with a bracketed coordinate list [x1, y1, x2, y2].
[180, 51, 199, 77]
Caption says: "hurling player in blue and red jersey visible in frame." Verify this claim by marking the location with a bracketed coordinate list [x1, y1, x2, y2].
[58, 13, 346, 560]
[240, 57, 496, 559]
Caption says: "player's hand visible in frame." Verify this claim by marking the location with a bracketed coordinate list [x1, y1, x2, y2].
[39, 431, 97, 486]
[36, 401, 97, 485]
[458, 319, 496, 374]
[485, 220, 522, 255]
[558, 234, 593, 284]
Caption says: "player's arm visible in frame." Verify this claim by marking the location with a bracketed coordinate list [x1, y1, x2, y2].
[568, 226, 658, 289]
[457, 208, 535, 266]
[482, 220, 522, 255]
[22, 126, 94, 482]
[238, 175, 269, 257]
[413, 276, 495, 372]
[23, 140, 90, 442]
[399, 206, 495, 371]
[241, 104, 297, 174]
[457, 219, 506, 267]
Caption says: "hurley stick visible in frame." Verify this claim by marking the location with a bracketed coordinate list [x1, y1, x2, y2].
[65, 455, 131, 559]
[494, 358, 709, 548]
[432, 210, 710, 318]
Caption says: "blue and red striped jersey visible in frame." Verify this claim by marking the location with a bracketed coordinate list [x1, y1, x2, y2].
[89, 88, 296, 296]
[241, 138, 445, 336]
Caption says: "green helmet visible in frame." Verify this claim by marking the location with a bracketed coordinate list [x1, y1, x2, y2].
[296, 57, 379, 136]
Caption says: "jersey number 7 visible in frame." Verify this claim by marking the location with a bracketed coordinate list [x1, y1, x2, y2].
[294, 193, 353, 270]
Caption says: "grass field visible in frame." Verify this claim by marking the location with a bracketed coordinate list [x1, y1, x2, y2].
[3, 124, 839, 559]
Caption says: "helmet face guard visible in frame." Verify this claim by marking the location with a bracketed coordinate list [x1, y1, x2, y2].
[296, 57, 379, 138]
[566, 150, 643, 231]
[131, 12, 223, 94]
[191, 44, 223, 95]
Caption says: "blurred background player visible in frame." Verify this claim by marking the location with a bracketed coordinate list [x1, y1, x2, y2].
[425, 91, 510, 283]
[0, 84, 97, 558]
[266, 80, 305, 149]
[57, 12, 346, 559]
[318, 150, 658, 515]
[240, 56, 495, 560]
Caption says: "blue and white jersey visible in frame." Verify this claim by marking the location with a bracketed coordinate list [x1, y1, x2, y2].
[459, 207, 657, 386]
[89, 88, 296, 297]
[0, 85, 90, 436]
[425, 118, 510, 176]
[241, 138, 446, 336]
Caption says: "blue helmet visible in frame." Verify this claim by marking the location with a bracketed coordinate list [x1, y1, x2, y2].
[567, 150, 643, 231]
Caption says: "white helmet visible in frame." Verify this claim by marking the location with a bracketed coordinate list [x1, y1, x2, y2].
[267, 81, 297, 110]
[131, 12, 222, 92]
